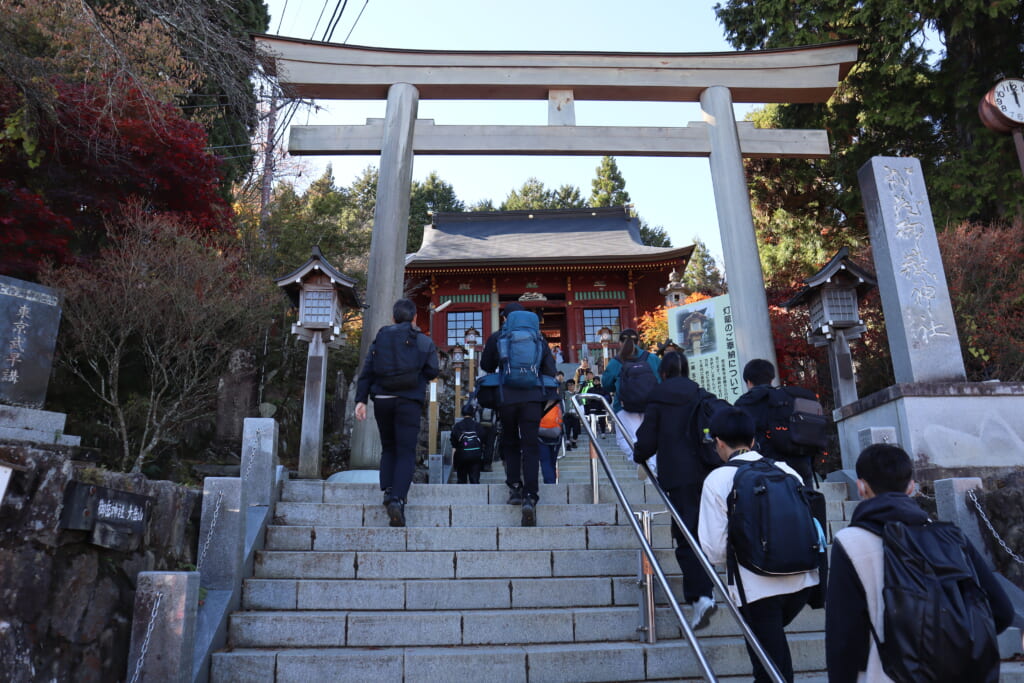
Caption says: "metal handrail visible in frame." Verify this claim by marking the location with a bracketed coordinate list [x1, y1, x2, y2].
[572, 392, 786, 683]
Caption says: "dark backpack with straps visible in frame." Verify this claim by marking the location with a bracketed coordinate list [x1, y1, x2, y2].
[497, 310, 546, 390]
[725, 458, 824, 577]
[762, 386, 828, 458]
[455, 426, 483, 464]
[869, 520, 999, 683]
[688, 392, 732, 471]
[616, 353, 658, 412]
[373, 324, 422, 392]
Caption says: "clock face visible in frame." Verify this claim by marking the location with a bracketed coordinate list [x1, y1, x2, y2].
[991, 79, 1024, 125]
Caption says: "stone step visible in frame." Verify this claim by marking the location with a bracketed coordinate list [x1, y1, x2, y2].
[228, 605, 825, 649]
[213, 632, 829, 682]
[265, 522, 675, 552]
[273, 501, 623, 528]
[282, 481, 657, 505]
[254, 547, 681, 580]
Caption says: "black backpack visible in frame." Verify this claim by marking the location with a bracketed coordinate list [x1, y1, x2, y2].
[455, 425, 483, 464]
[869, 520, 999, 683]
[725, 458, 824, 587]
[762, 386, 828, 458]
[373, 325, 422, 392]
[687, 392, 732, 471]
[616, 354, 657, 413]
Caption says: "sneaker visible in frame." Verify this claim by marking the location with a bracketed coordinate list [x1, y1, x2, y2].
[382, 487, 393, 506]
[690, 596, 717, 631]
[387, 500, 406, 527]
[507, 486, 524, 505]
[521, 498, 536, 527]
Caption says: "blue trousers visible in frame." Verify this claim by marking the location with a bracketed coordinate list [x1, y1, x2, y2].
[373, 397, 421, 502]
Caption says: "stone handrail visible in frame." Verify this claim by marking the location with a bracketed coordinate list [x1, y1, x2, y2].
[126, 418, 283, 683]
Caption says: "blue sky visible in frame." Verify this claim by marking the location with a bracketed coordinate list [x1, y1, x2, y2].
[261, 0, 765, 267]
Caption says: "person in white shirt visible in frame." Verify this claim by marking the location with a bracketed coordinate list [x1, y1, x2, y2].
[698, 407, 819, 683]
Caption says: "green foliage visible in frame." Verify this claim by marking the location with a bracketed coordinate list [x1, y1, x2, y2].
[590, 155, 631, 209]
[408, 171, 465, 252]
[681, 236, 725, 295]
[638, 221, 672, 248]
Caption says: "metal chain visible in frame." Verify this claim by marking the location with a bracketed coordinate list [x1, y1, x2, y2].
[196, 491, 224, 572]
[967, 488, 1024, 565]
[129, 590, 163, 683]
[243, 427, 263, 482]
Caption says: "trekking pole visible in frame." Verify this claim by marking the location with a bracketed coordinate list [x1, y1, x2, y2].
[634, 508, 669, 643]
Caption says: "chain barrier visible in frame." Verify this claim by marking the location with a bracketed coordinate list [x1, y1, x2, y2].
[967, 488, 1024, 565]
[243, 427, 262, 482]
[128, 590, 163, 683]
[196, 490, 224, 572]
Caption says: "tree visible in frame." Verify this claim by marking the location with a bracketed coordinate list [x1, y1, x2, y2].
[468, 198, 496, 212]
[638, 221, 672, 248]
[590, 156, 632, 208]
[551, 184, 587, 209]
[408, 171, 465, 252]
[0, 77, 232, 277]
[500, 177, 555, 210]
[681, 237, 726, 295]
[41, 205, 276, 473]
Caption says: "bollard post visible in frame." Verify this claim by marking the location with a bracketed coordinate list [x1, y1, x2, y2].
[589, 438, 600, 504]
[241, 418, 278, 507]
[126, 571, 199, 683]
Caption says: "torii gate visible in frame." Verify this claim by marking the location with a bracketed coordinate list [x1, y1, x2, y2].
[255, 35, 858, 468]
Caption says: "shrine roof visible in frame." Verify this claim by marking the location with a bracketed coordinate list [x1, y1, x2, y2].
[405, 207, 693, 269]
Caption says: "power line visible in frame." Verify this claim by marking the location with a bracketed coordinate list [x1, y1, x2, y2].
[324, 0, 349, 42]
[343, 0, 370, 43]
[275, 0, 290, 34]
[310, 0, 332, 40]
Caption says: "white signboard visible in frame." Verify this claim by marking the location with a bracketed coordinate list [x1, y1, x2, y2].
[667, 294, 743, 403]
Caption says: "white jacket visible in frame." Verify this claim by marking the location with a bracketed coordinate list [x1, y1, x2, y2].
[698, 451, 820, 606]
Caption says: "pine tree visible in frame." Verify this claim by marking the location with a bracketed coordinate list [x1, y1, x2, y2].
[589, 156, 631, 209]
[681, 237, 725, 296]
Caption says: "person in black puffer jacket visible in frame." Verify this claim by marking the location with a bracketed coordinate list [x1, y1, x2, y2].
[634, 351, 722, 629]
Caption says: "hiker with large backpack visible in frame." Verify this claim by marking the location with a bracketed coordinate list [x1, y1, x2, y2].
[451, 402, 485, 484]
[601, 329, 660, 466]
[634, 351, 726, 631]
[734, 358, 828, 487]
[479, 302, 558, 526]
[826, 444, 1014, 683]
[698, 407, 821, 683]
[355, 298, 439, 527]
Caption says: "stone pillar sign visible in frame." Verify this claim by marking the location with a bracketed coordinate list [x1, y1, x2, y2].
[0, 274, 62, 408]
[858, 157, 966, 384]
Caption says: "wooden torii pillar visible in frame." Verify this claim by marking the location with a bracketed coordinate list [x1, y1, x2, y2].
[255, 35, 858, 468]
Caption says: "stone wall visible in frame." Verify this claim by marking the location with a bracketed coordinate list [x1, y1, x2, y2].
[0, 443, 200, 683]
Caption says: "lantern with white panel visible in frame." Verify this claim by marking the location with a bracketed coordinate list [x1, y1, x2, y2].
[276, 247, 361, 478]
[783, 247, 876, 409]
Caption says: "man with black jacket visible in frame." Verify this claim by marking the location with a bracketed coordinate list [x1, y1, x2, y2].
[734, 358, 816, 486]
[480, 302, 557, 526]
[633, 352, 720, 630]
[826, 444, 1014, 682]
[355, 299, 439, 527]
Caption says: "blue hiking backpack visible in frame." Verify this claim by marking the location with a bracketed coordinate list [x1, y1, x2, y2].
[497, 310, 546, 390]
[616, 352, 658, 413]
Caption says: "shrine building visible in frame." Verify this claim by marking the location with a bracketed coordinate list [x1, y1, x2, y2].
[405, 206, 694, 367]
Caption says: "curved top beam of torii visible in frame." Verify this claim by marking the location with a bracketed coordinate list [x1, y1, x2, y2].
[255, 34, 858, 104]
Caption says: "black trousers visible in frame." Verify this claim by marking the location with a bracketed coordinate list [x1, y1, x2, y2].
[499, 401, 542, 500]
[664, 483, 713, 603]
[455, 458, 481, 484]
[373, 397, 421, 502]
[739, 587, 811, 683]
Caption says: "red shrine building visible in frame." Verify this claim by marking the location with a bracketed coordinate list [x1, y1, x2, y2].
[405, 207, 694, 367]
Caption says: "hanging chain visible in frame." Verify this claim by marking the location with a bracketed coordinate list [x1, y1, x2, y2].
[967, 488, 1024, 565]
[243, 427, 263, 482]
[196, 490, 224, 572]
[128, 590, 163, 683]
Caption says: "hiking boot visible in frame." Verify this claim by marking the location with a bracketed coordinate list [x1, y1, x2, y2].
[690, 596, 717, 631]
[521, 498, 536, 527]
[387, 500, 406, 527]
[506, 486, 524, 505]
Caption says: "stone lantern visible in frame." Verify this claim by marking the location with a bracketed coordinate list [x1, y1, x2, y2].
[464, 327, 479, 391]
[451, 344, 466, 416]
[783, 247, 876, 409]
[275, 246, 360, 478]
[681, 308, 710, 356]
[598, 326, 613, 370]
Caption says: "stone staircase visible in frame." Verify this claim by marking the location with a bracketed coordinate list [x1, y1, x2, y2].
[211, 440, 833, 682]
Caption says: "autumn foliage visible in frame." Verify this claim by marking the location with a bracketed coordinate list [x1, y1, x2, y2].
[0, 77, 231, 277]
